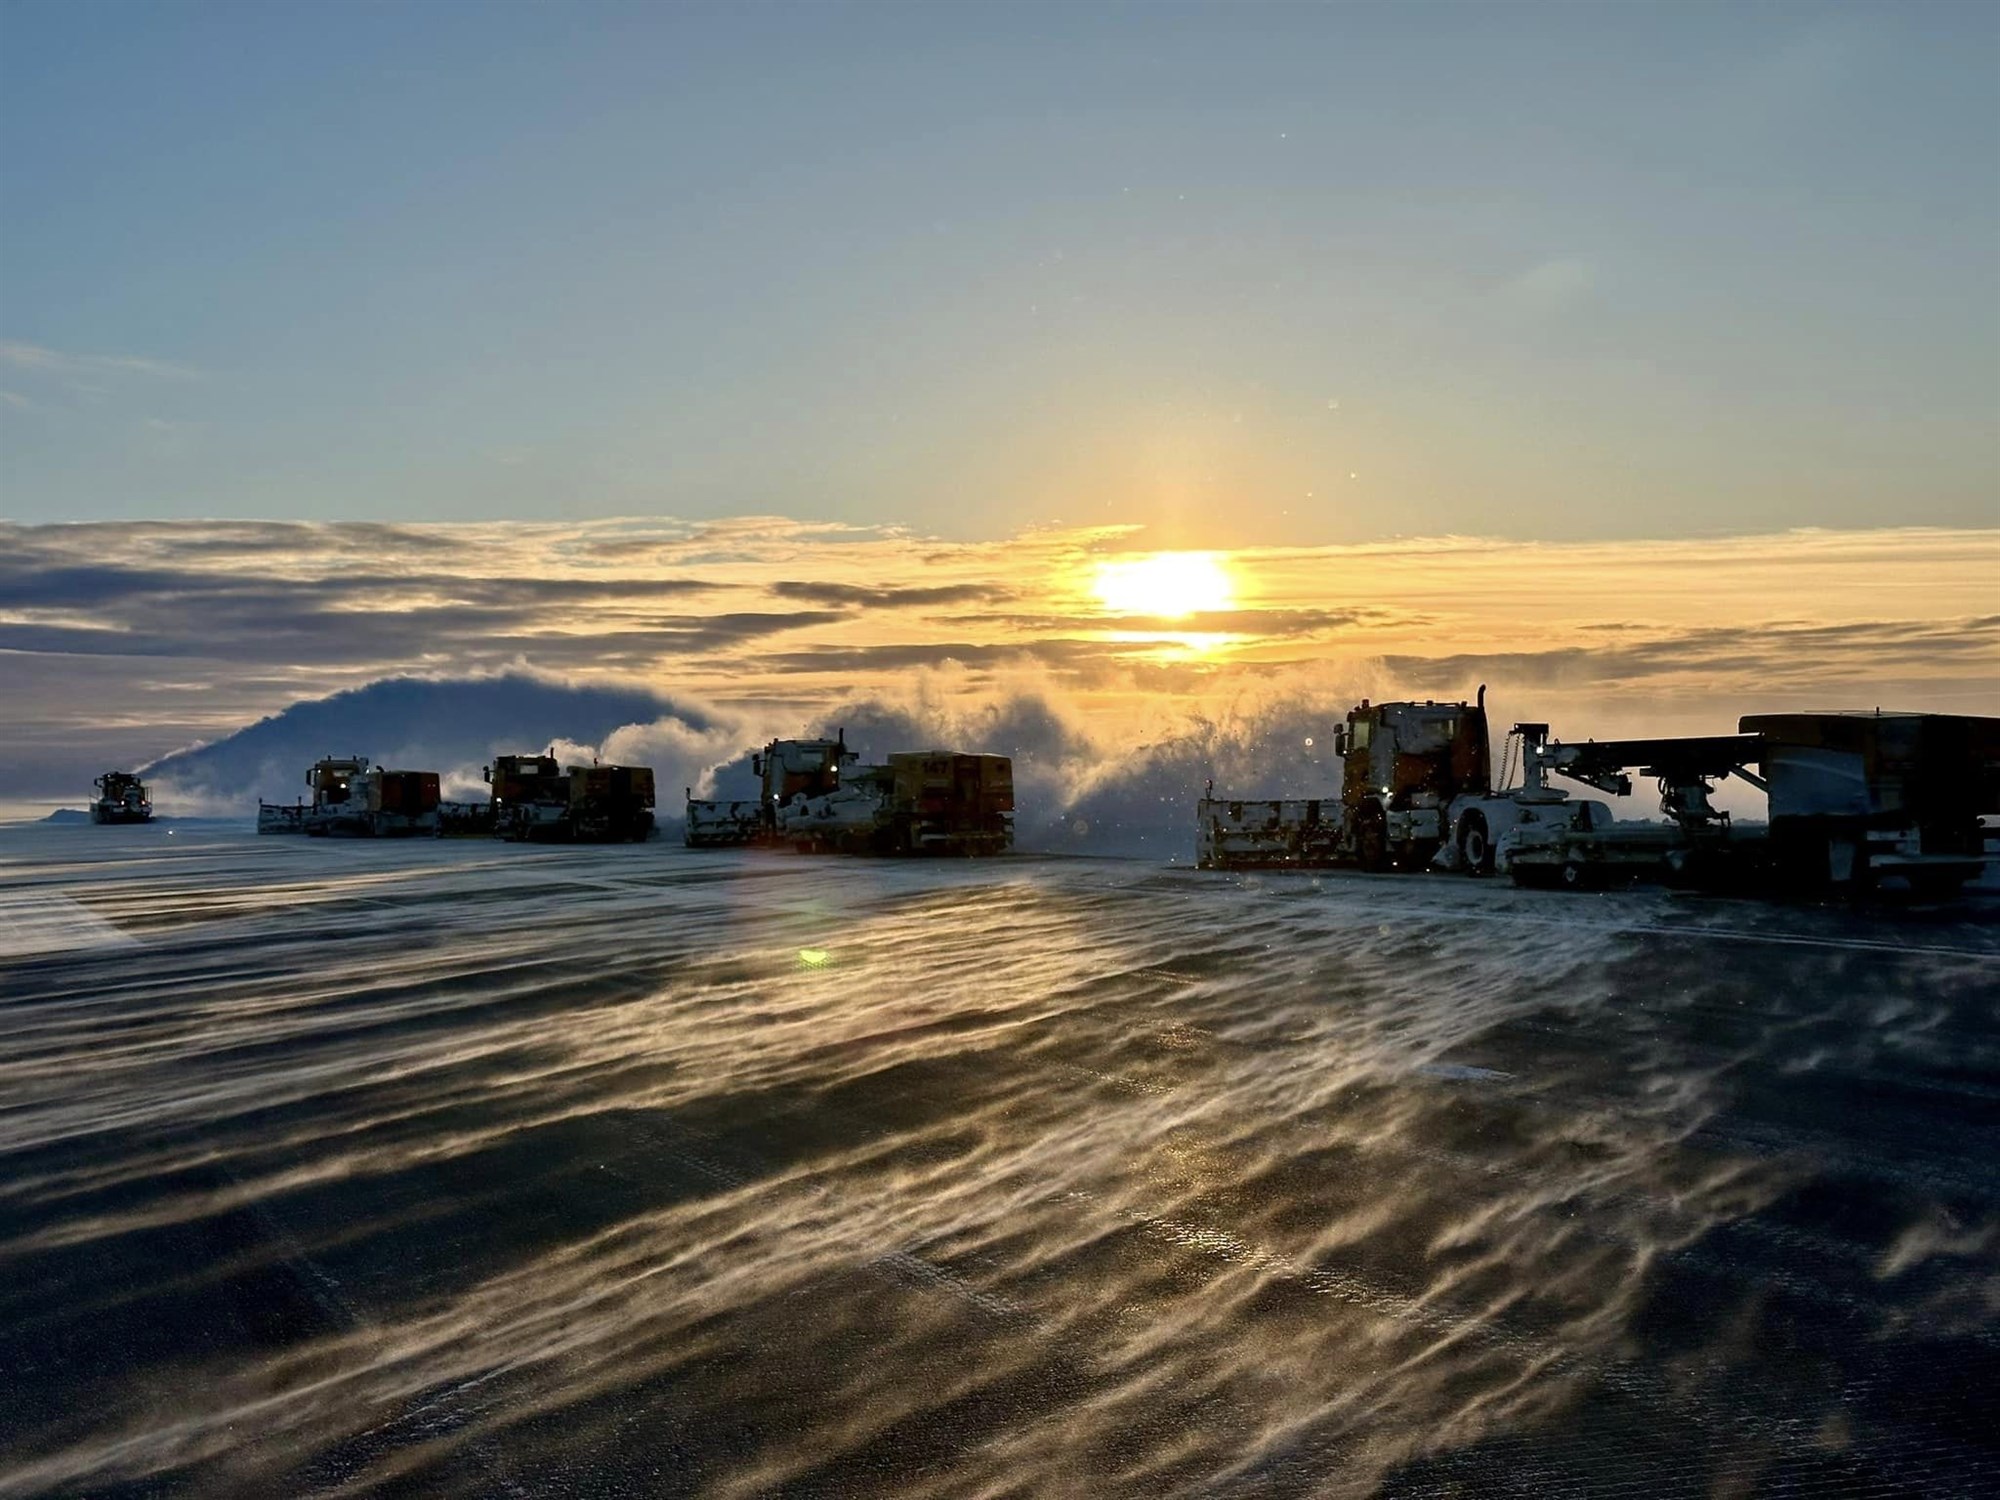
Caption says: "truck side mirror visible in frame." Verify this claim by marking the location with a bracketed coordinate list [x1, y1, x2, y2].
[1333, 729, 1349, 757]
[752, 756, 763, 777]
[482, 766, 492, 784]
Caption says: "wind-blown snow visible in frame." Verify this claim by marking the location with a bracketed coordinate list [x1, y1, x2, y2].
[141, 672, 1377, 855]
[2, 825, 1995, 1496]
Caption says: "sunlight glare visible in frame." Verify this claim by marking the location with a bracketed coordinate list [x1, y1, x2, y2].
[1092, 552, 1235, 618]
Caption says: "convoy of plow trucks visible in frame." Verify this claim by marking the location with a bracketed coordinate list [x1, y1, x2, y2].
[254, 754, 657, 841]
[81, 691, 1998, 898]
[234, 733, 1017, 855]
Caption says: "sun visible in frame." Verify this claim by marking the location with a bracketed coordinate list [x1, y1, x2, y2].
[1092, 552, 1235, 618]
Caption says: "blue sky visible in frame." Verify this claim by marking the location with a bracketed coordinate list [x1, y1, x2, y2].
[3, 1, 1995, 541]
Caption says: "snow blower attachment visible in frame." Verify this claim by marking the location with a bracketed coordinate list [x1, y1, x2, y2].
[259, 756, 359, 834]
[685, 730, 1014, 855]
[1498, 713, 1998, 894]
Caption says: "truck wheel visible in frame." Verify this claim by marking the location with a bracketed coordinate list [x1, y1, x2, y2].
[1560, 860, 1597, 891]
[1458, 812, 1492, 875]
[1354, 804, 1390, 872]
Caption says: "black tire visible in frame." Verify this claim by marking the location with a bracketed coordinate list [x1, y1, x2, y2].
[1560, 860, 1596, 891]
[1354, 804, 1390, 872]
[1849, 849, 1877, 901]
[1458, 812, 1492, 875]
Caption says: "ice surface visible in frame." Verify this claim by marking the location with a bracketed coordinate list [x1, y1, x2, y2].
[1, 824, 1996, 1497]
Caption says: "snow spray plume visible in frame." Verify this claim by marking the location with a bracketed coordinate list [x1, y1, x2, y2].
[143, 674, 717, 813]
[802, 676, 1366, 857]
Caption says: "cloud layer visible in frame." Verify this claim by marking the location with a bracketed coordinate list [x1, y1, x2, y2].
[4, 518, 1996, 825]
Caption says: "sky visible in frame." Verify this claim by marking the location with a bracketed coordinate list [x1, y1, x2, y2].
[4, 0, 1995, 542]
[1, 3, 1996, 818]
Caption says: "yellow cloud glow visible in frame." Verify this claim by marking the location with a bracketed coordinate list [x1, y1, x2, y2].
[6, 520, 1997, 764]
[1091, 552, 1235, 618]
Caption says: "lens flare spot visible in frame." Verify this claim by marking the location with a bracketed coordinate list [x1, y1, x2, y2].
[797, 948, 832, 970]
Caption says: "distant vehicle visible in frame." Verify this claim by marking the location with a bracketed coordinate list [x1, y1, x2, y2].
[686, 732, 1014, 854]
[90, 771, 153, 825]
[483, 753, 655, 842]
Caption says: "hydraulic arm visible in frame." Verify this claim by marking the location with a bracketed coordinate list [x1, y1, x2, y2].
[1522, 731, 1766, 832]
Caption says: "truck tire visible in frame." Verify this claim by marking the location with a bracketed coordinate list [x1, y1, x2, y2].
[1457, 812, 1492, 875]
[1354, 803, 1390, 872]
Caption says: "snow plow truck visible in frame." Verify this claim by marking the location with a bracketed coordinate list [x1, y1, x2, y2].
[255, 756, 442, 837]
[1196, 688, 1608, 874]
[685, 732, 1013, 855]
[1199, 689, 1998, 897]
[90, 771, 154, 825]
[483, 753, 655, 842]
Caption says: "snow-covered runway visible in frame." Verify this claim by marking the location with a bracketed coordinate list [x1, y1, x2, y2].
[2, 824, 1996, 1497]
